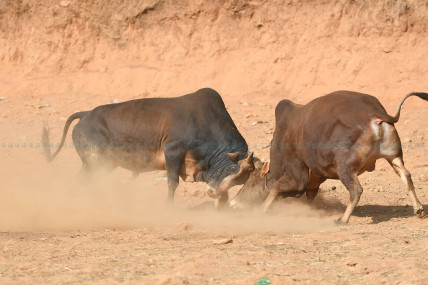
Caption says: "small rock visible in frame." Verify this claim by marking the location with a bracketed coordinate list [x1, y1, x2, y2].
[346, 262, 357, 267]
[33, 104, 50, 109]
[59, 1, 71, 7]
[331, 186, 337, 191]
[212, 237, 233, 245]
[403, 137, 412, 143]
[113, 98, 119, 103]
[0, 97, 7, 101]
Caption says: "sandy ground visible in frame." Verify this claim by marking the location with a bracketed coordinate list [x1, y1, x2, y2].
[0, 86, 427, 284]
[1, 0, 428, 284]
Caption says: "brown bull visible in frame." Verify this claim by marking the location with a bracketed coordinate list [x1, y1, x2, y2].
[230, 91, 427, 223]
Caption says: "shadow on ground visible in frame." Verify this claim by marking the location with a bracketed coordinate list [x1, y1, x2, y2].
[352, 204, 427, 224]
[314, 195, 427, 224]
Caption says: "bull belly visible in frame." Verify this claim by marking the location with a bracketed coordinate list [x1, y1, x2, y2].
[111, 148, 166, 172]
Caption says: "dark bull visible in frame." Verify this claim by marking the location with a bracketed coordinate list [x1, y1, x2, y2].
[42, 88, 255, 208]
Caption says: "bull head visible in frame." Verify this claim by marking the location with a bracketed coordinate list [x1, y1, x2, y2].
[229, 160, 273, 209]
[206, 152, 257, 206]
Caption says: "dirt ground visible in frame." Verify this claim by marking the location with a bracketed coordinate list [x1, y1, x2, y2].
[1, 0, 428, 284]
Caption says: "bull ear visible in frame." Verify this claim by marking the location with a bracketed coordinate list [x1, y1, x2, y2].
[260, 161, 270, 177]
[226, 152, 239, 161]
[246, 152, 254, 165]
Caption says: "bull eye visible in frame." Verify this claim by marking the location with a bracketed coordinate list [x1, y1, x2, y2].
[228, 166, 237, 175]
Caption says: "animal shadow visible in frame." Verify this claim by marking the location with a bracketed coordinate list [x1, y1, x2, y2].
[311, 195, 426, 224]
[352, 204, 427, 224]
[189, 195, 426, 224]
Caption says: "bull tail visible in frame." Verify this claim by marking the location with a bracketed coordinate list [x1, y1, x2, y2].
[389, 92, 428, 123]
[42, 111, 88, 162]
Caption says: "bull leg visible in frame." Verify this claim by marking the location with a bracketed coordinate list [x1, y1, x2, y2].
[305, 172, 325, 203]
[214, 191, 229, 210]
[75, 151, 116, 184]
[306, 187, 319, 203]
[77, 160, 116, 184]
[262, 184, 280, 213]
[164, 145, 185, 202]
[337, 172, 363, 224]
[262, 174, 300, 212]
[165, 160, 180, 201]
[77, 162, 92, 184]
[263, 159, 309, 212]
[73, 127, 116, 183]
[388, 157, 425, 217]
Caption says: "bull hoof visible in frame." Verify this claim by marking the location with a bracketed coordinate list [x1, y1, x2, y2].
[417, 210, 426, 219]
[334, 218, 346, 225]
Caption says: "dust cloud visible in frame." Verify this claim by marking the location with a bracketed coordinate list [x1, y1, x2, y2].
[0, 150, 337, 233]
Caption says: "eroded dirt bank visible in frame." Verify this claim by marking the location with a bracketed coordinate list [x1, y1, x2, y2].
[1, 0, 428, 98]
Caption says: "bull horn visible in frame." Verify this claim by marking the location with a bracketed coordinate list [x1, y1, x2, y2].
[226, 152, 239, 161]
[246, 152, 254, 164]
[260, 161, 270, 177]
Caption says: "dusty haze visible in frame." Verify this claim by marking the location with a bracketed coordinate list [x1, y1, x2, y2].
[0, 0, 427, 284]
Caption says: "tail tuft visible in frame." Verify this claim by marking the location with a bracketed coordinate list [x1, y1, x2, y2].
[41, 111, 87, 163]
[42, 121, 53, 162]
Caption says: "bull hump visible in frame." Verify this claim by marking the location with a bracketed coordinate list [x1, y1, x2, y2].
[275, 100, 300, 124]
